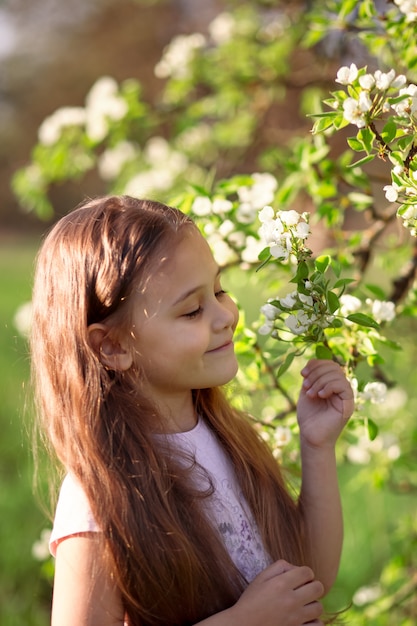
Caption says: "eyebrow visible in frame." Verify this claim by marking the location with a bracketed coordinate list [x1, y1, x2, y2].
[172, 267, 221, 306]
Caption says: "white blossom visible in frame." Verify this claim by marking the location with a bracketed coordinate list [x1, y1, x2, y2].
[258, 217, 284, 245]
[339, 294, 362, 316]
[236, 203, 258, 224]
[208, 237, 235, 266]
[360, 381, 387, 404]
[38, 106, 86, 145]
[98, 141, 137, 180]
[13, 301, 33, 337]
[237, 173, 278, 211]
[177, 123, 212, 152]
[212, 198, 233, 214]
[270, 241, 289, 260]
[154, 33, 206, 79]
[208, 12, 236, 45]
[218, 219, 235, 237]
[391, 83, 417, 115]
[258, 320, 274, 335]
[394, 0, 417, 21]
[192, 196, 212, 216]
[346, 443, 371, 464]
[342, 97, 367, 128]
[279, 291, 298, 309]
[295, 221, 310, 239]
[124, 170, 172, 196]
[335, 63, 358, 85]
[285, 310, 317, 335]
[279, 209, 300, 226]
[299, 293, 313, 307]
[258, 205, 275, 222]
[359, 73, 375, 90]
[368, 299, 396, 322]
[32, 529, 52, 561]
[261, 302, 280, 320]
[374, 69, 396, 90]
[85, 77, 128, 142]
[353, 584, 382, 607]
[241, 236, 265, 263]
[383, 183, 401, 202]
[273, 426, 292, 447]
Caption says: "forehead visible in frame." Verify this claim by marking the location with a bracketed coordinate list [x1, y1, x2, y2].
[139, 229, 218, 302]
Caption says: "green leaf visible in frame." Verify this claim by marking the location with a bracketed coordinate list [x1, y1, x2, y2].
[277, 351, 297, 378]
[357, 127, 376, 154]
[348, 154, 375, 168]
[346, 313, 380, 329]
[290, 261, 309, 284]
[338, 0, 360, 20]
[333, 278, 356, 289]
[327, 290, 340, 314]
[256, 249, 272, 272]
[365, 284, 387, 300]
[347, 136, 365, 152]
[381, 119, 397, 144]
[366, 418, 379, 441]
[315, 255, 331, 273]
[315, 344, 334, 360]
[396, 134, 415, 151]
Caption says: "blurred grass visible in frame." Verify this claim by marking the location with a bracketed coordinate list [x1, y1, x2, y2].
[0, 236, 51, 626]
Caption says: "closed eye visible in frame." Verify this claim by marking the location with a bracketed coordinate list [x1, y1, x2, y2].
[183, 306, 203, 319]
[215, 289, 227, 298]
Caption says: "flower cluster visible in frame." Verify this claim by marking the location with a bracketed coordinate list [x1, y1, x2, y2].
[383, 166, 417, 235]
[258, 283, 335, 338]
[124, 136, 188, 197]
[335, 64, 406, 129]
[339, 294, 396, 323]
[317, 62, 417, 236]
[394, 0, 417, 22]
[237, 173, 278, 223]
[154, 33, 206, 79]
[38, 77, 128, 145]
[258, 205, 310, 261]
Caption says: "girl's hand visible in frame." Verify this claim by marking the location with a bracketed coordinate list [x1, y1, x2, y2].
[226, 559, 324, 626]
[297, 359, 354, 449]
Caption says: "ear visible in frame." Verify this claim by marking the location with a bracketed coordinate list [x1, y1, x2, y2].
[88, 323, 133, 372]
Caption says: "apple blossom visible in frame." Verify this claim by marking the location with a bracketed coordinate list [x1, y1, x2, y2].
[335, 63, 358, 85]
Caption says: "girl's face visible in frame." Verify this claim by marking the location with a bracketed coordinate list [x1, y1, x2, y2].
[129, 229, 239, 418]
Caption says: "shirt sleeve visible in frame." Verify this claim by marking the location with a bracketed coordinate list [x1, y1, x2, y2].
[49, 473, 99, 557]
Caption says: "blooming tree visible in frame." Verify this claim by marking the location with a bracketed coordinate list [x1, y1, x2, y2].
[14, 1, 417, 623]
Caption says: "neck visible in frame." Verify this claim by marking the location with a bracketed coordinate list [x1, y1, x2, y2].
[154, 392, 198, 434]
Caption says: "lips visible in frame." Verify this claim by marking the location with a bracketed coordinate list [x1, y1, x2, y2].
[207, 340, 234, 353]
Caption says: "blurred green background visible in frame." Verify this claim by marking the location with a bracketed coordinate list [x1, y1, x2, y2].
[1, 1, 416, 624]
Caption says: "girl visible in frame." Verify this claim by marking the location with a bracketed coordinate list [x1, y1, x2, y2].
[31, 195, 354, 626]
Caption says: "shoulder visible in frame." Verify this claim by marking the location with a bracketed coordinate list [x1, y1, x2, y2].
[50, 474, 99, 556]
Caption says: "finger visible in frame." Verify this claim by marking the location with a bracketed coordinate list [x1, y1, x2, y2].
[301, 359, 344, 382]
[278, 565, 317, 591]
[256, 559, 297, 582]
[300, 599, 323, 623]
[304, 375, 353, 400]
[302, 362, 352, 394]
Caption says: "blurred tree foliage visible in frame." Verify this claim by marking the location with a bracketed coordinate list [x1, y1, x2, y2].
[14, 0, 417, 623]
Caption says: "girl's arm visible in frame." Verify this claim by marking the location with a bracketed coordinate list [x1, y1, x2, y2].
[52, 537, 324, 626]
[52, 535, 125, 626]
[296, 359, 355, 593]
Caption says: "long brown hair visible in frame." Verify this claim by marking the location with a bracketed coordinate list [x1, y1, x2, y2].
[31, 195, 306, 625]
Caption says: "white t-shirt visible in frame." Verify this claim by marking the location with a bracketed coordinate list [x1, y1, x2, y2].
[50, 417, 272, 583]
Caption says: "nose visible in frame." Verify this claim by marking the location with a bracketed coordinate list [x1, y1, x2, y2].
[212, 296, 238, 332]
